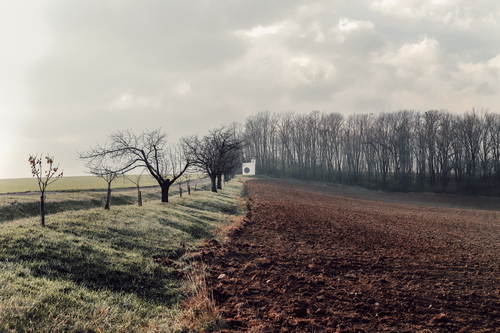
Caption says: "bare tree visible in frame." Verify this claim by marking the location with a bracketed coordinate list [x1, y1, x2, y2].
[277, 112, 296, 176]
[435, 111, 454, 189]
[489, 114, 500, 188]
[218, 123, 245, 187]
[245, 111, 279, 174]
[125, 169, 146, 206]
[79, 128, 190, 203]
[217, 146, 242, 188]
[457, 109, 483, 192]
[88, 164, 121, 209]
[321, 112, 344, 182]
[182, 126, 245, 193]
[28, 154, 63, 226]
[182, 134, 217, 192]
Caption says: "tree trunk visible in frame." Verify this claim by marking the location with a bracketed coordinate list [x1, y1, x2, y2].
[217, 174, 223, 190]
[188, 184, 191, 195]
[104, 184, 112, 210]
[40, 195, 45, 227]
[161, 183, 170, 202]
[210, 176, 217, 193]
[137, 189, 142, 207]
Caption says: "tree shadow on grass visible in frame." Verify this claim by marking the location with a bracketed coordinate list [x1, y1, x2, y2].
[0, 229, 180, 305]
[158, 217, 212, 239]
[0, 195, 136, 223]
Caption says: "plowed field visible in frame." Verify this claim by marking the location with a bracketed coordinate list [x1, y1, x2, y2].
[202, 178, 500, 332]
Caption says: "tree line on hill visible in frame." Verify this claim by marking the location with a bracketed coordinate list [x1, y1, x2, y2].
[241, 109, 500, 196]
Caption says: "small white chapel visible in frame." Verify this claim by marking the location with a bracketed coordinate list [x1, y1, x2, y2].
[242, 158, 256, 175]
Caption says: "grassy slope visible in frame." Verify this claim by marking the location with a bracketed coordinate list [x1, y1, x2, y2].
[0, 178, 243, 333]
[0, 179, 210, 223]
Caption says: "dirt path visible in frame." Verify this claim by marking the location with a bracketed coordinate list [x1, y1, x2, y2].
[201, 178, 500, 332]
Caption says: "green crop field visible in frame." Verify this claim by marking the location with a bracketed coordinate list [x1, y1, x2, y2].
[0, 176, 243, 332]
[0, 173, 207, 194]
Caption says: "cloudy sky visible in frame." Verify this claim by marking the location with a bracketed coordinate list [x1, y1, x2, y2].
[1, 0, 499, 179]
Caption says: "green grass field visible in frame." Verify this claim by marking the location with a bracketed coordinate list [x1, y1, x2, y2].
[0, 174, 207, 194]
[0, 177, 243, 332]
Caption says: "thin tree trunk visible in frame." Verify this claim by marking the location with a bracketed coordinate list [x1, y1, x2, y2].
[137, 189, 142, 206]
[40, 195, 45, 227]
[104, 184, 111, 210]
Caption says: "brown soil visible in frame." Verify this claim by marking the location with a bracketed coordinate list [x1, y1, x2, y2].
[201, 178, 500, 332]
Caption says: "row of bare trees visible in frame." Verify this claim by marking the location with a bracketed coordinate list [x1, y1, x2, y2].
[78, 126, 244, 207]
[29, 126, 244, 227]
[243, 109, 500, 195]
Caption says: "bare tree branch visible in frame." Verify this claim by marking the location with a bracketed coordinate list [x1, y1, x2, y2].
[79, 128, 190, 203]
[182, 126, 245, 192]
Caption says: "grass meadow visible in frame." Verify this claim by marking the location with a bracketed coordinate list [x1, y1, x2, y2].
[0, 173, 207, 194]
[0, 177, 244, 332]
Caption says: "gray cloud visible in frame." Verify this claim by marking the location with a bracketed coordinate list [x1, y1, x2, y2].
[476, 81, 498, 95]
[4, 0, 497, 178]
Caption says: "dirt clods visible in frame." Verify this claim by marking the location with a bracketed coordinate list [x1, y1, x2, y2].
[201, 179, 500, 332]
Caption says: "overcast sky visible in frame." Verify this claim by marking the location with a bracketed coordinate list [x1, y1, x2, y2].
[1, 0, 499, 179]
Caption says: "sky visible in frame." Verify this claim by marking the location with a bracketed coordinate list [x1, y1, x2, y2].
[1, 0, 499, 179]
